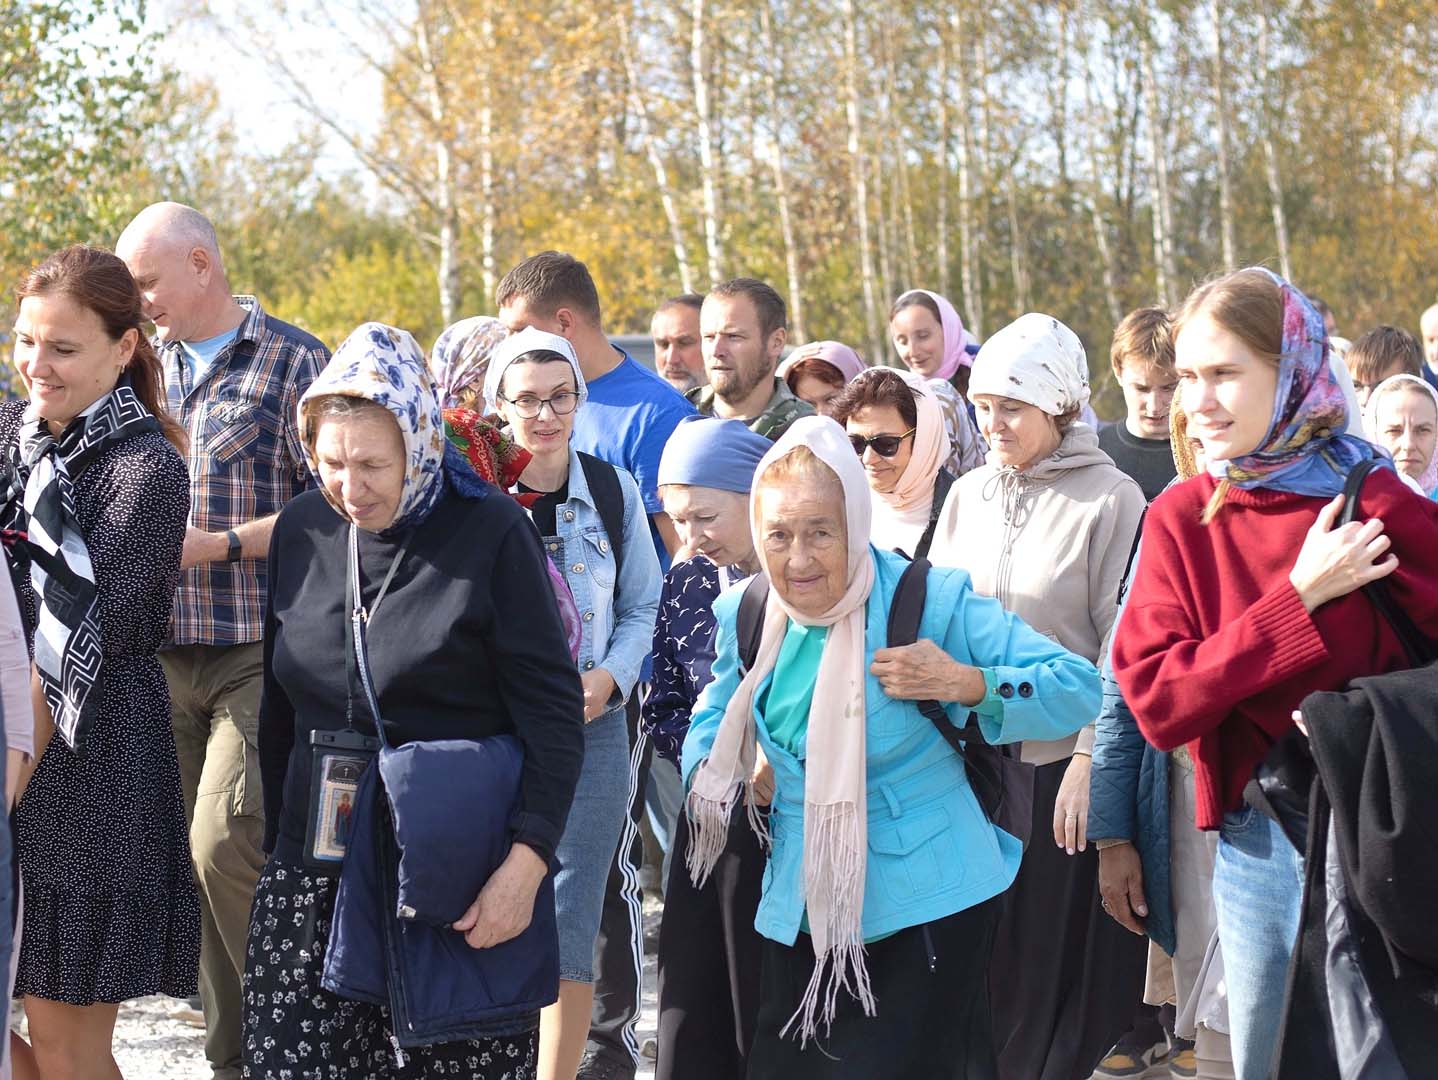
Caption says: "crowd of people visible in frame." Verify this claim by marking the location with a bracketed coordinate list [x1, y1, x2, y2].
[0, 199, 1432, 1080]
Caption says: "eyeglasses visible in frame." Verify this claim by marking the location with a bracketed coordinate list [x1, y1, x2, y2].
[500, 391, 580, 419]
[849, 428, 916, 458]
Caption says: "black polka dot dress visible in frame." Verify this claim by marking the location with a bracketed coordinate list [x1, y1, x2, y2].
[1, 401, 200, 1005]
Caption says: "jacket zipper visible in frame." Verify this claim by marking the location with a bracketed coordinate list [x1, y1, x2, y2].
[377, 805, 411, 1066]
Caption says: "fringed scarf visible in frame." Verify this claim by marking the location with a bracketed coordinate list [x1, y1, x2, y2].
[685, 414, 877, 1045]
[1, 379, 159, 754]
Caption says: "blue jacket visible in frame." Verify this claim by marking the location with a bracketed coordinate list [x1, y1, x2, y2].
[1088, 536, 1176, 955]
[545, 447, 662, 703]
[321, 760, 558, 1049]
[682, 548, 1101, 944]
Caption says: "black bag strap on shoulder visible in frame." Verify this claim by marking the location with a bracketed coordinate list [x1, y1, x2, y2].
[1341, 459, 1436, 667]
[913, 469, 956, 561]
[737, 572, 771, 674]
[577, 452, 625, 579]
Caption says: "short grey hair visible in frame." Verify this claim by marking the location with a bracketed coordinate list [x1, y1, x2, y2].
[118, 201, 226, 276]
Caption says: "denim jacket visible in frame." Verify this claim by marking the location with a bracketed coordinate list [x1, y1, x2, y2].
[539, 448, 662, 704]
[682, 548, 1101, 944]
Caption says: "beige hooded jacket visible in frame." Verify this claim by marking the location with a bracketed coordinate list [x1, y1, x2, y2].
[928, 423, 1145, 766]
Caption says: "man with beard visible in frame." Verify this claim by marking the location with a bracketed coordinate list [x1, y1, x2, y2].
[688, 278, 813, 440]
[652, 294, 707, 394]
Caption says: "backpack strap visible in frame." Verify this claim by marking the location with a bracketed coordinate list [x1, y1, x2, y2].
[577, 452, 625, 580]
[913, 469, 956, 561]
[885, 556, 960, 734]
[1341, 459, 1435, 666]
[736, 572, 771, 675]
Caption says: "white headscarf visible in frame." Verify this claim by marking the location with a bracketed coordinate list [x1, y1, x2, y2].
[969, 313, 1092, 417]
[687, 415, 877, 1044]
[481, 326, 588, 412]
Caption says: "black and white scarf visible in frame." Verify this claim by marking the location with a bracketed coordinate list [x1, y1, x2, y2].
[1, 381, 159, 754]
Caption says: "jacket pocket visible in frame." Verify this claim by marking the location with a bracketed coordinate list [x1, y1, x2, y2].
[205, 411, 259, 465]
[579, 529, 617, 591]
[868, 804, 955, 902]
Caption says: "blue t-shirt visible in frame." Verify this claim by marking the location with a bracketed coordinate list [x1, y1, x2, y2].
[569, 348, 697, 570]
[179, 325, 241, 387]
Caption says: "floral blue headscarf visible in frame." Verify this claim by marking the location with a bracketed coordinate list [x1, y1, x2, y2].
[1210, 268, 1388, 497]
[299, 322, 450, 533]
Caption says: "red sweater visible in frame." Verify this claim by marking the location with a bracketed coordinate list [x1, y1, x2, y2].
[1112, 468, 1438, 830]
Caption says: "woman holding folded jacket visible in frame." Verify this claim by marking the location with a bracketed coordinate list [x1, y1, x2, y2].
[1112, 268, 1438, 1080]
[247, 322, 585, 1078]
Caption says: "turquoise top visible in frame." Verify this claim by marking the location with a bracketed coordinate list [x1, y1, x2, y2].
[758, 622, 828, 758]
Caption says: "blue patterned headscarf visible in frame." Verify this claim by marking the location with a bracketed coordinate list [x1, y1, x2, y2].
[1208, 268, 1388, 497]
[299, 322, 449, 533]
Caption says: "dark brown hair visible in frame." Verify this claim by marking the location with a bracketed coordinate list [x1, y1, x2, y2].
[496, 251, 602, 326]
[16, 245, 185, 451]
[830, 368, 919, 429]
[708, 278, 787, 341]
[888, 290, 942, 325]
[1348, 325, 1422, 385]
[1110, 306, 1175, 378]
[783, 356, 846, 394]
[657, 293, 704, 315]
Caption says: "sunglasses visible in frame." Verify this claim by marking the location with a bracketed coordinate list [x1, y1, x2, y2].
[849, 428, 916, 458]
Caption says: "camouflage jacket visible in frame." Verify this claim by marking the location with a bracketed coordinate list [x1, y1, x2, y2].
[685, 377, 815, 441]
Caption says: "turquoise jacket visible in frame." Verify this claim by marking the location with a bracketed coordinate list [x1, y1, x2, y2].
[681, 548, 1101, 945]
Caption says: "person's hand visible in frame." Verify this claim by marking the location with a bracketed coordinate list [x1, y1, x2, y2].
[1053, 754, 1091, 854]
[180, 527, 227, 570]
[580, 668, 618, 722]
[1097, 841, 1149, 935]
[1289, 494, 1397, 613]
[452, 843, 547, 949]
[751, 742, 775, 807]
[870, 639, 986, 706]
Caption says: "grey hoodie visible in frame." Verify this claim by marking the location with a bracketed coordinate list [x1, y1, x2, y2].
[928, 423, 1146, 766]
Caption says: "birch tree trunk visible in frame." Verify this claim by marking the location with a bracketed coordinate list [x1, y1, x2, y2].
[692, 0, 724, 284]
[1211, 0, 1236, 269]
[1083, 51, 1124, 326]
[1258, 2, 1291, 280]
[935, 15, 950, 297]
[758, 0, 803, 340]
[415, 7, 459, 324]
[844, 0, 882, 361]
[620, 5, 695, 293]
[1006, 169, 1030, 313]
[953, 7, 983, 336]
[1140, 23, 1176, 307]
[477, 4, 496, 303]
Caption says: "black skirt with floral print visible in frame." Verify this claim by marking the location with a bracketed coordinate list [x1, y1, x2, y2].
[242, 861, 537, 1080]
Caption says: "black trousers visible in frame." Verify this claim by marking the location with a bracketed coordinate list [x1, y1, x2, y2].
[656, 806, 766, 1080]
[746, 898, 1003, 1080]
[585, 695, 650, 1074]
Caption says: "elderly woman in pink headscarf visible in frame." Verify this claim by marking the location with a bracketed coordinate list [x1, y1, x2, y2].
[888, 289, 986, 475]
[830, 367, 951, 560]
[777, 340, 868, 418]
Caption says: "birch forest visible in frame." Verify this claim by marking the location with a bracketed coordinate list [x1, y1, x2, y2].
[5, 0, 1438, 408]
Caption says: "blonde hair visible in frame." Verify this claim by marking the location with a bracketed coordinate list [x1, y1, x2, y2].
[1173, 269, 1285, 523]
[1110, 306, 1175, 379]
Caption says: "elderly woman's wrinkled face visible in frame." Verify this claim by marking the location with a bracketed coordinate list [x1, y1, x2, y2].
[846, 403, 914, 495]
[662, 484, 755, 571]
[314, 411, 407, 532]
[1373, 386, 1438, 485]
[755, 473, 848, 617]
[1176, 312, 1280, 463]
[973, 394, 1062, 471]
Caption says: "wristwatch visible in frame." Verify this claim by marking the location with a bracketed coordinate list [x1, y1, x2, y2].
[225, 529, 243, 562]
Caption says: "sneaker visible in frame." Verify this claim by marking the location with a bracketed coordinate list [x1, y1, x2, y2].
[1168, 1041, 1197, 1079]
[576, 1048, 635, 1080]
[1091, 1039, 1172, 1079]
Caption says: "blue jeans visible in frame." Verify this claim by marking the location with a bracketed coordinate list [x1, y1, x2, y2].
[1211, 804, 1303, 1080]
[554, 704, 631, 982]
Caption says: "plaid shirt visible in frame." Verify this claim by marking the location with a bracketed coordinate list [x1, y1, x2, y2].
[162, 296, 329, 646]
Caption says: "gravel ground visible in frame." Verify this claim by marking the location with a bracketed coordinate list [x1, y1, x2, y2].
[44, 901, 661, 1079]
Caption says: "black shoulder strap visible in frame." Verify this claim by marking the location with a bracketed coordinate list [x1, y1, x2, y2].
[736, 572, 771, 674]
[1340, 459, 1434, 666]
[884, 557, 958, 736]
[913, 469, 956, 561]
[578, 452, 625, 578]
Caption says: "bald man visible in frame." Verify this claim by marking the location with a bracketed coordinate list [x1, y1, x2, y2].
[1421, 304, 1438, 389]
[117, 203, 329, 1080]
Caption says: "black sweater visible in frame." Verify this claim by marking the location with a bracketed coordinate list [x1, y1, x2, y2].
[259, 486, 586, 866]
